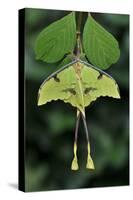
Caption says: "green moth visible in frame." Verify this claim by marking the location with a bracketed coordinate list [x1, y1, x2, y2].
[37, 59, 120, 170]
[35, 12, 121, 171]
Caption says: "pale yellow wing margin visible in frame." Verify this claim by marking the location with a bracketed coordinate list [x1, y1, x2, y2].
[81, 64, 120, 107]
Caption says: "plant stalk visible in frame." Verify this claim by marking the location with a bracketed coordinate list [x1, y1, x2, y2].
[76, 12, 83, 58]
[77, 12, 83, 33]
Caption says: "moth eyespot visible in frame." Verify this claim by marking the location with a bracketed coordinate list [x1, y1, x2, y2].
[62, 88, 76, 95]
[84, 87, 97, 94]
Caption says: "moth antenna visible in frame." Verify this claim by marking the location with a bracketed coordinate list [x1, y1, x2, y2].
[81, 112, 95, 170]
[71, 110, 80, 170]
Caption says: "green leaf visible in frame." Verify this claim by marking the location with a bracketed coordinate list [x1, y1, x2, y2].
[83, 14, 120, 69]
[34, 12, 76, 63]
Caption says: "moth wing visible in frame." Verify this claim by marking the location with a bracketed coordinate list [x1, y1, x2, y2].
[81, 64, 120, 107]
[38, 65, 79, 108]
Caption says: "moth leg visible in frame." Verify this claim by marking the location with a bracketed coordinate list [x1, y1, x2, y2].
[81, 112, 95, 170]
[71, 110, 80, 170]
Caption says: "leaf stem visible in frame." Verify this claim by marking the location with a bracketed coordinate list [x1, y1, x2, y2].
[77, 12, 83, 33]
[88, 12, 91, 17]
[76, 12, 83, 57]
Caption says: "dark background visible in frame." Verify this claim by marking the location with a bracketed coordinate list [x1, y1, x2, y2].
[24, 8, 129, 192]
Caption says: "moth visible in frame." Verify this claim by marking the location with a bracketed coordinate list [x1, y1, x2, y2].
[37, 58, 120, 170]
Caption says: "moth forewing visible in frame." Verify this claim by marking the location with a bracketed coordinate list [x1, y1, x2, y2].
[37, 60, 77, 106]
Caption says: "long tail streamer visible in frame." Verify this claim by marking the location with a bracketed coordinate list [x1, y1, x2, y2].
[71, 110, 95, 170]
[71, 111, 80, 170]
[81, 112, 95, 170]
